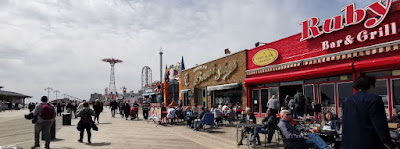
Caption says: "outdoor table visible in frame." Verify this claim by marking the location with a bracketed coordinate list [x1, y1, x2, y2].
[236, 123, 263, 147]
[389, 123, 400, 128]
[316, 130, 342, 148]
[186, 114, 199, 128]
[294, 118, 318, 128]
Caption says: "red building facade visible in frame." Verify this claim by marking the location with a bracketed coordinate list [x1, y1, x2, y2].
[245, 1, 400, 118]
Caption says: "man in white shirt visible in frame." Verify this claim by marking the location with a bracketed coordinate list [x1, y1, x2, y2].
[167, 106, 176, 124]
[222, 103, 228, 113]
[267, 94, 280, 116]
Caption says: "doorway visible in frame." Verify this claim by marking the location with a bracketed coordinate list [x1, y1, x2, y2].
[279, 85, 303, 106]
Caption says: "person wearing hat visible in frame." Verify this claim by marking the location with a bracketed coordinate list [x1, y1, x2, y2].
[93, 99, 103, 123]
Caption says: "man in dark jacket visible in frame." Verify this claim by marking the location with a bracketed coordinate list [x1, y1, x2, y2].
[92, 99, 103, 123]
[252, 108, 276, 145]
[342, 76, 397, 149]
[109, 100, 118, 118]
[142, 99, 150, 120]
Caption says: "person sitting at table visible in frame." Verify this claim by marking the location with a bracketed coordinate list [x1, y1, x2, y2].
[193, 107, 207, 131]
[222, 103, 228, 113]
[234, 102, 242, 119]
[278, 110, 330, 149]
[167, 105, 176, 125]
[252, 108, 276, 145]
[277, 107, 296, 125]
[319, 111, 340, 147]
[226, 106, 236, 125]
[390, 108, 400, 123]
[237, 107, 257, 146]
[213, 105, 223, 127]
[192, 105, 199, 115]
[320, 111, 340, 133]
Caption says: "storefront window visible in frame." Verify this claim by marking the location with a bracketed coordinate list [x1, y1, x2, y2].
[374, 80, 388, 106]
[304, 85, 314, 116]
[214, 89, 242, 105]
[184, 93, 189, 106]
[337, 82, 353, 107]
[392, 79, 400, 112]
[252, 90, 259, 113]
[304, 85, 314, 103]
[320, 84, 335, 109]
[261, 89, 268, 113]
[269, 87, 278, 99]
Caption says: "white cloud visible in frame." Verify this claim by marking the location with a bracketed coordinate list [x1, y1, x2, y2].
[0, 0, 377, 102]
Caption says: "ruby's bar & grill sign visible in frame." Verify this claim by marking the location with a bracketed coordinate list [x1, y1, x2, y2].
[301, 0, 398, 50]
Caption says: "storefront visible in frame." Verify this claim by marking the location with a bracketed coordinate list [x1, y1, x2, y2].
[245, 1, 400, 118]
[180, 50, 247, 108]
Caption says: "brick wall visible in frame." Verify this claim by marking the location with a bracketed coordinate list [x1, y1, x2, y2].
[180, 50, 247, 108]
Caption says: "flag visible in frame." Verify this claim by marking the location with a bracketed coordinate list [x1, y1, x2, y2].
[164, 65, 169, 106]
[179, 56, 185, 74]
[165, 65, 170, 82]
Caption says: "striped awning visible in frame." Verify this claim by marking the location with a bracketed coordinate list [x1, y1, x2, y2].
[246, 41, 400, 76]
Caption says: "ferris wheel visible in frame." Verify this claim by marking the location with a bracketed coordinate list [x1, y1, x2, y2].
[141, 66, 152, 89]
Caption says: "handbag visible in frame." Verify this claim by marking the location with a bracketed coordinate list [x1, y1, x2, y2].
[32, 115, 38, 124]
[77, 121, 83, 131]
[25, 112, 38, 124]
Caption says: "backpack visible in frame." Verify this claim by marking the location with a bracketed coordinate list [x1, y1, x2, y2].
[40, 103, 55, 120]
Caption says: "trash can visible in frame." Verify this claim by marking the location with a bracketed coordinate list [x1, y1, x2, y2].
[62, 113, 72, 125]
[42, 120, 56, 140]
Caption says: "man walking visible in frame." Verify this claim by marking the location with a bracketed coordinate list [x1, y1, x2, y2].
[142, 99, 150, 120]
[342, 76, 397, 149]
[31, 96, 56, 149]
[293, 91, 305, 119]
[93, 99, 103, 123]
[110, 99, 118, 118]
[267, 94, 280, 116]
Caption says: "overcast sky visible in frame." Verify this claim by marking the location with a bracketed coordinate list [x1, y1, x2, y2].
[0, 0, 378, 102]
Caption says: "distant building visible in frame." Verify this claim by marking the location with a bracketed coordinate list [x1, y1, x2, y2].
[0, 87, 31, 106]
[90, 93, 104, 103]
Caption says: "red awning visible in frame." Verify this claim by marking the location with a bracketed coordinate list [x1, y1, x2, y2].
[245, 62, 353, 85]
[353, 55, 400, 72]
[245, 55, 400, 85]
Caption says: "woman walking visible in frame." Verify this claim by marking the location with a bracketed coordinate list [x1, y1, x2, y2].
[77, 102, 95, 144]
[123, 101, 131, 120]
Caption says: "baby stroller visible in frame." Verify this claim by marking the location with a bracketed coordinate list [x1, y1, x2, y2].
[130, 106, 139, 120]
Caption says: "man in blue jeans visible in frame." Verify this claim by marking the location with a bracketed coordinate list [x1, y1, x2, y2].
[278, 110, 330, 149]
[252, 108, 276, 145]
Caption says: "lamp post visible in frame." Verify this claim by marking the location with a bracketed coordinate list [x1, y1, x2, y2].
[255, 42, 268, 47]
[54, 90, 60, 100]
[44, 87, 53, 100]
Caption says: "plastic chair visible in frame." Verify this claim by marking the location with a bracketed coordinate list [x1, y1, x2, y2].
[201, 113, 214, 131]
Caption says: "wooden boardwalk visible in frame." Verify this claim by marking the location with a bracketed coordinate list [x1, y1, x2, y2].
[0, 108, 283, 149]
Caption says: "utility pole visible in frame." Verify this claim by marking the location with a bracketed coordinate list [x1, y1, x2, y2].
[54, 90, 60, 100]
[44, 87, 53, 100]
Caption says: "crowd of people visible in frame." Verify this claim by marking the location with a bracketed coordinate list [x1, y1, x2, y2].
[17, 75, 400, 149]
[239, 75, 399, 149]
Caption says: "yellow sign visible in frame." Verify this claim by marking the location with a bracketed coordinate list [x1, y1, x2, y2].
[393, 70, 400, 76]
[252, 48, 279, 66]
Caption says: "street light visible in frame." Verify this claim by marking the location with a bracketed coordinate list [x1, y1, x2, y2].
[255, 42, 268, 47]
[44, 87, 53, 100]
[54, 90, 60, 100]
